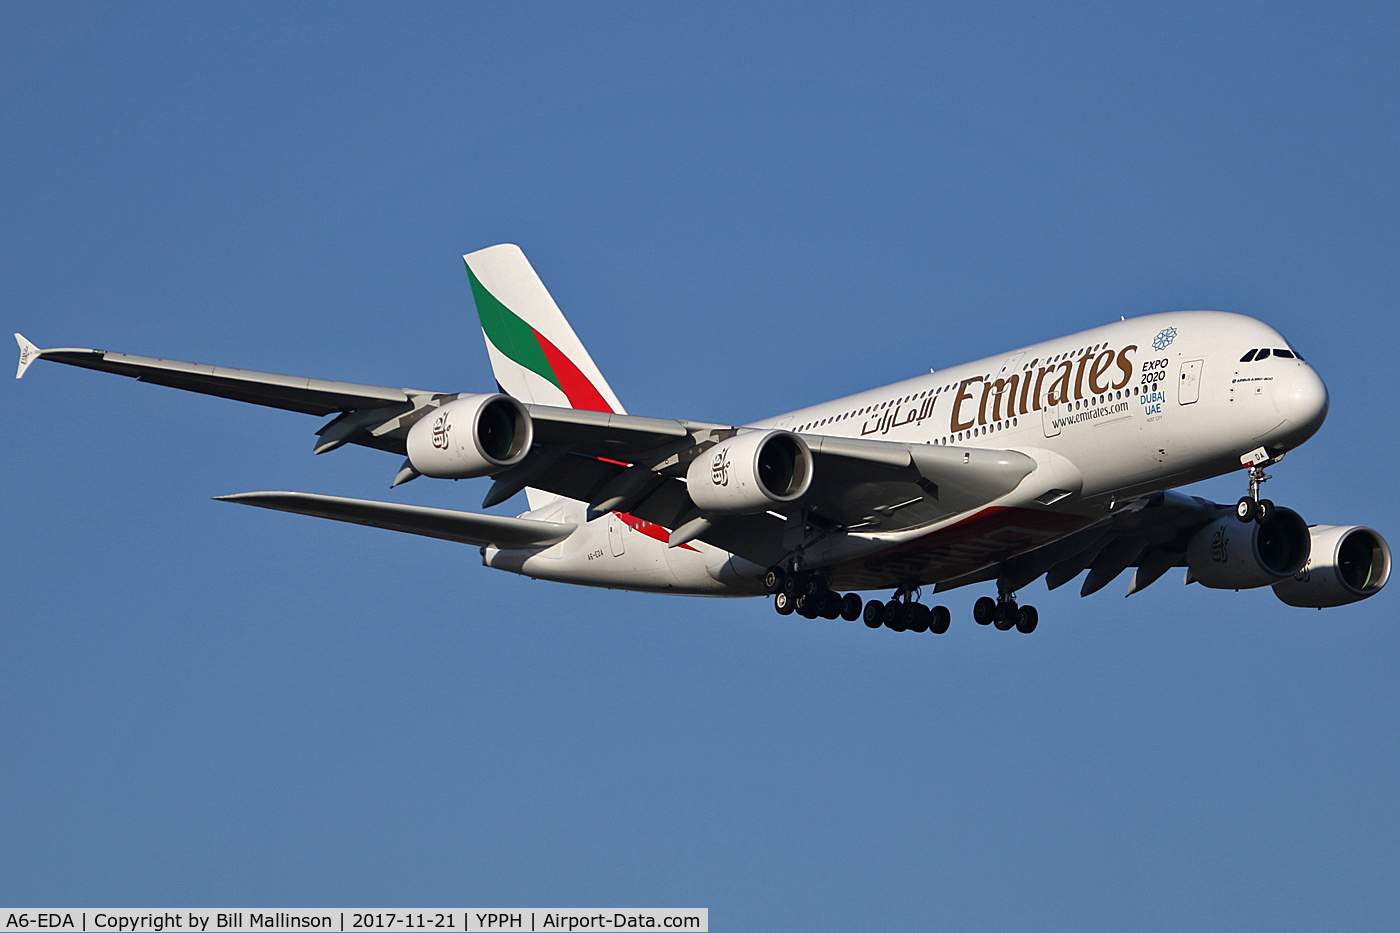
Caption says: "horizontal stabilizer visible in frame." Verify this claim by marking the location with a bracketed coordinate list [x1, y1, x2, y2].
[215, 491, 576, 548]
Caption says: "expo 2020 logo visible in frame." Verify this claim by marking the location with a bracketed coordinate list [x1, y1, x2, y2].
[1152, 327, 1178, 351]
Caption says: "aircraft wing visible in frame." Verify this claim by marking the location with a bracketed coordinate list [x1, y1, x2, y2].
[14, 334, 708, 459]
[215, 491, 576, 548]
[15, 334, 424, 414]
[932, 489, 1227, 598]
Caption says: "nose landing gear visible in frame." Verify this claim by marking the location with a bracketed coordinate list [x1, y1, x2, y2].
[1236, 454, 1282, 523]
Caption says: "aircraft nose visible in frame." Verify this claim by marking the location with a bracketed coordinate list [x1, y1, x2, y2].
[1280, 363, 1329, 440]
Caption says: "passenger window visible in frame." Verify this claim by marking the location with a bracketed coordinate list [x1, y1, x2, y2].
[1274, 348, 1295, 359]
[1255, 348, 1270, 360]
[1240, 349, 1257, 362]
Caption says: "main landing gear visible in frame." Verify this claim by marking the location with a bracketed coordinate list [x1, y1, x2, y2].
[1236, 460, 1276, 524]
[768, 569, 862, 621]
[766, 569, 948, 633]
[768, 568, 1040, 635]
[973, 593, 1038, 634]
[862, 590, 952, 635]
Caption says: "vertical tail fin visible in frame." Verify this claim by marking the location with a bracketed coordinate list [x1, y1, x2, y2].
[463, 244, 625, 415]
[464, 244, 625, 510]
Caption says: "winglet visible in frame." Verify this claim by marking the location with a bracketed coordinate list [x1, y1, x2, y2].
[14, 333, 42, 379]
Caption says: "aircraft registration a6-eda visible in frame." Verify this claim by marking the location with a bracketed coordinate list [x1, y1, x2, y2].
[16, 244, 1391, 633]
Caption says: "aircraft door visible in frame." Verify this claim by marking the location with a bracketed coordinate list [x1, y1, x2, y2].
[997, 352, 1025, 379]
[1041, 402, 1062, 437]
[609, 514, 626, 556]
[1178, 359, 1203, 405]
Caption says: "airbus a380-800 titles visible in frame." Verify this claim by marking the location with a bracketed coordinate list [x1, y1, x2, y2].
[15, 244, 1391, 633]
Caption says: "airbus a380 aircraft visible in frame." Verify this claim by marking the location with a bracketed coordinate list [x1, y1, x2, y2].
[16, 245, 1390, 633]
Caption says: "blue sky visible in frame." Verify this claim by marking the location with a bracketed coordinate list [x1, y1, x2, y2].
[3, 3, 1398, 928]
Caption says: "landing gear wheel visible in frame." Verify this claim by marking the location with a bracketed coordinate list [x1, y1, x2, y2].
[1236, 496, 1259, 523]
[863, 600, 884, 628]
[1256, 498, 1274, 523]
[796, 593, 820, 619]
[820, 592, 843, 620]
[993, 602, 1017, 630]
[974, 596, 996, 625]
[840, 593, 863, 622]
[782, 573, 799, 595]
[1015, 605, 1039, 634]
[763, 567, 785, 594]
[907, 603, 931, 633]
[930, 605, 951, 635]
[774, 591, 795, 615]
[884, 600, 908, 632]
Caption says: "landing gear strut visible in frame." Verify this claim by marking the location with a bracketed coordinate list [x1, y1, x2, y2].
[1236, 459, 1277, 524]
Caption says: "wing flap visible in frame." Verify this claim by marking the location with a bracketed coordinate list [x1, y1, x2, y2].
[215, 491, 576, 548]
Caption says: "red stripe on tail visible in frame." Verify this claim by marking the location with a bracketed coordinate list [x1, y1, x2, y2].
[533, 328, 613, 413]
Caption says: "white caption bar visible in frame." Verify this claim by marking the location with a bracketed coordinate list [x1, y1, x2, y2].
[0, 911, 707, 933]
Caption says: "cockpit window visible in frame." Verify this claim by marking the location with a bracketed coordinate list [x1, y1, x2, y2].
[1255, 348, 1271, 360]
[1239, 349, 1258, 362]
[1274, 348, 1295, 359]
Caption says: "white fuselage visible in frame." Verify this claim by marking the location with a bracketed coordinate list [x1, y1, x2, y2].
[484, 310, 1329, 595]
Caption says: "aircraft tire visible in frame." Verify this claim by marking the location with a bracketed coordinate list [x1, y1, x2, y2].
[907, 603, 931, 633]
[884, 600, 908, 632]
[1015, 605, 1039, 634]
[840, 593, 863, 622]
[863, 600, 884, 628]
[820, 592, 843, 619]
[774, 591, 795, 615]
[1256, 498, 1274, 523]
[993, 603, 1016, 630]
[973, 596, 996, 625]
[930, 605, 951, 634]
[763, 567, 785, 594]
[1236, 496, 1258, 523]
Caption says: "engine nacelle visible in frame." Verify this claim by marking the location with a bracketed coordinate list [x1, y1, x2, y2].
[1185, 507, 1311, 589]
[1272, 525, 1391, 608]
[406, 393, 533, 479]
[686, 430, 813, 514]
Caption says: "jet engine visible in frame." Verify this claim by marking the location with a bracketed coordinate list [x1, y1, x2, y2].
[686, 430, 813, 514]
[1185, 507, 1311, 589]
[1272, 525, 1391, 608]
[406, 393, 533, 479]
